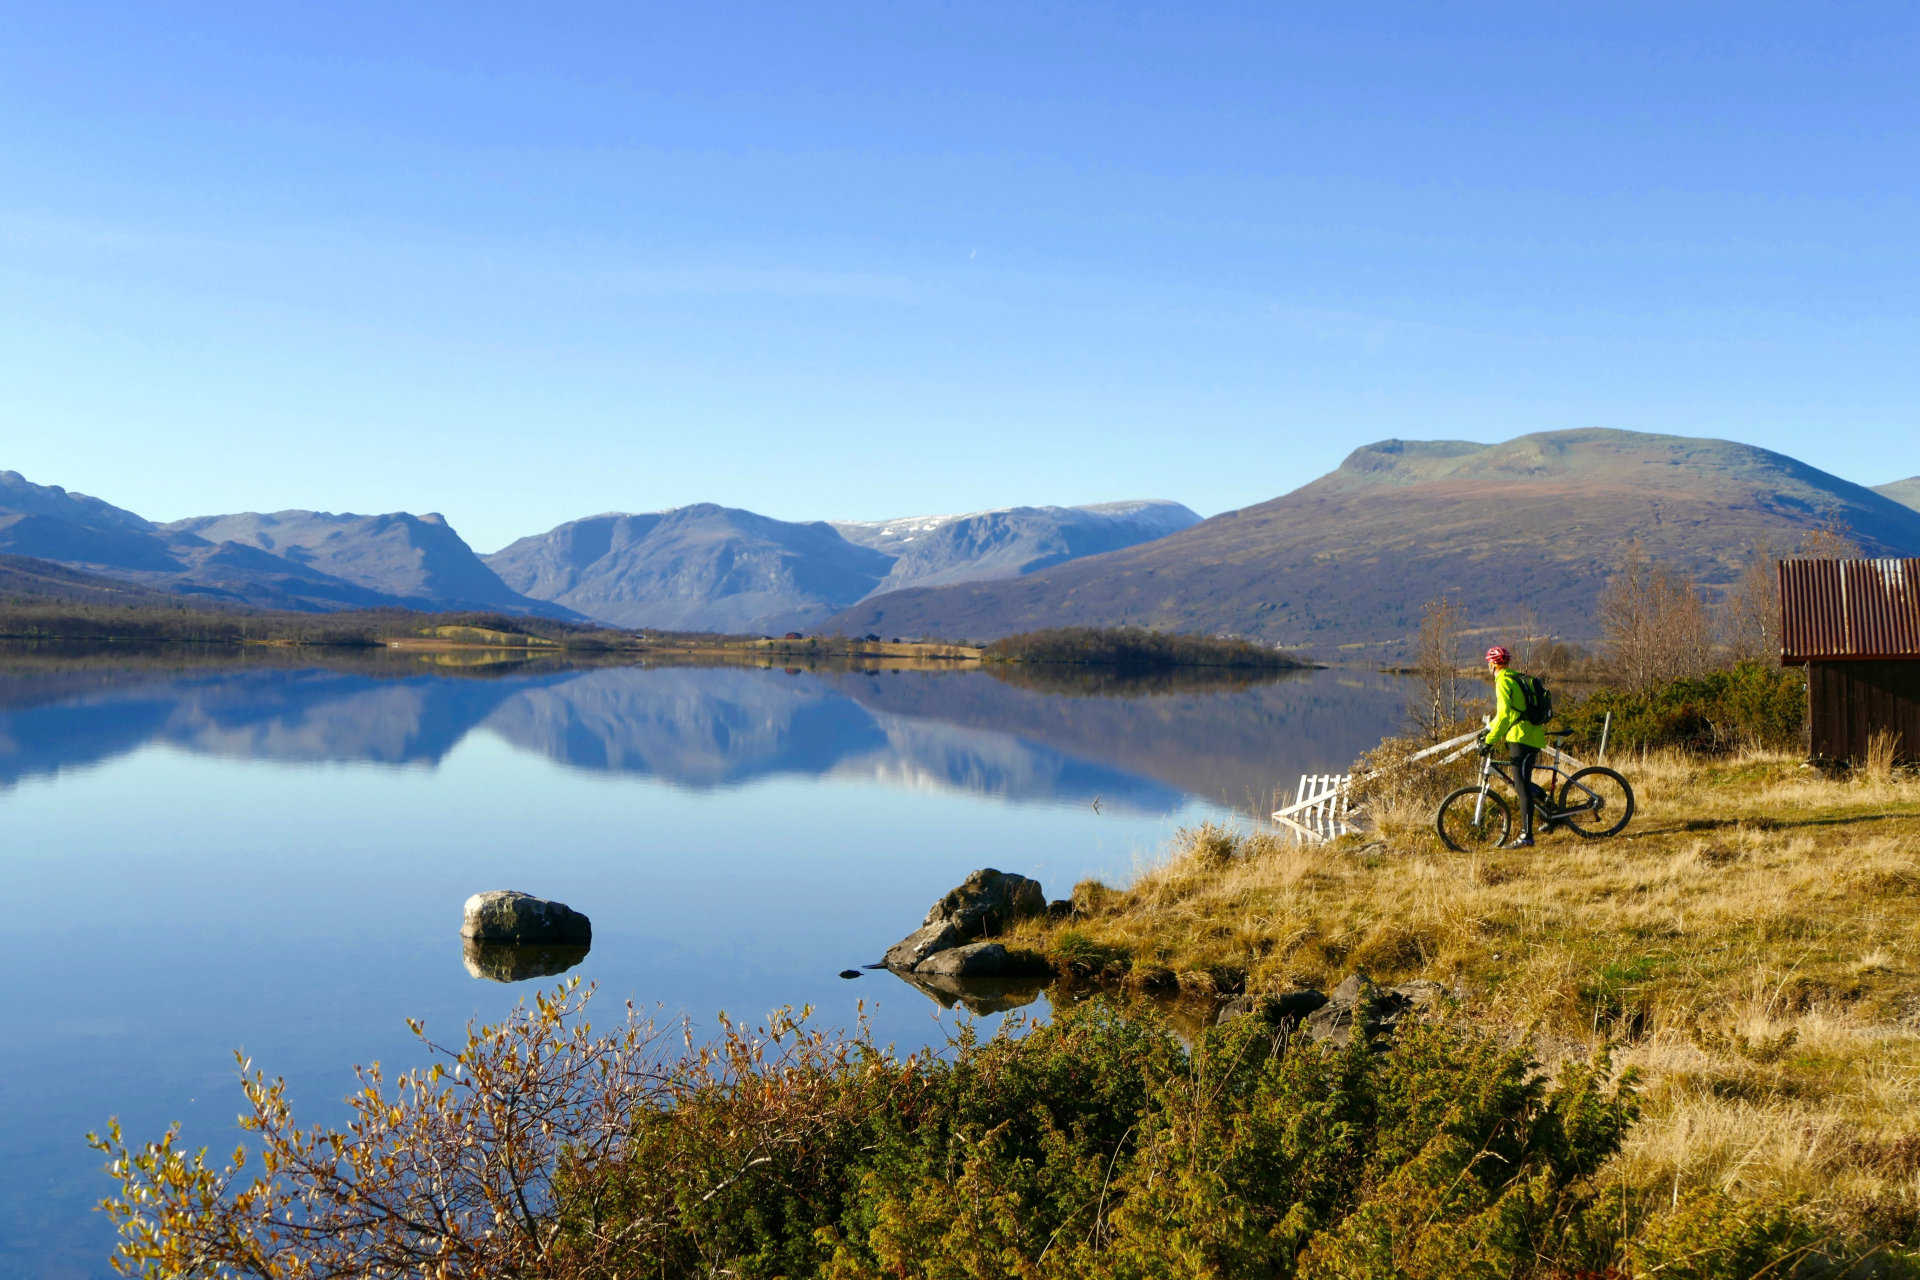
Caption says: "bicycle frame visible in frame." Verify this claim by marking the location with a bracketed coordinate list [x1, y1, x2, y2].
[1440, 747, 1634, 850]
[1466, 752, 1574, 821]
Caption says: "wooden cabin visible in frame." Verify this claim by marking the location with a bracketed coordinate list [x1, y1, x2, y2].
[1779, 558, 1920, 764]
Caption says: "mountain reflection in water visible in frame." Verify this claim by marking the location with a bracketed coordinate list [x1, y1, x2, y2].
[0, 648, 1414, 814]
[0, 645, 1434, 1276]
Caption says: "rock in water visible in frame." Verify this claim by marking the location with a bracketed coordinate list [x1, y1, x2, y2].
[883, 869, 1046, 971]
[914, 942, 1051, 978]
[463, 939, 591, 983]
[461, 890, 592, 946]
[882, 919, 964, 971]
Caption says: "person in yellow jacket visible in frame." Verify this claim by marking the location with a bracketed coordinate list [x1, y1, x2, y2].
[1481, 645, 1548, 847]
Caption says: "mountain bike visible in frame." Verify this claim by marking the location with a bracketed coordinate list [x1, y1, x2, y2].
[1435, 732, 1634, 852]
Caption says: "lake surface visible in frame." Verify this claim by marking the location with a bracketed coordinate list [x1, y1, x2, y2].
[0, 644, 1417, 1277]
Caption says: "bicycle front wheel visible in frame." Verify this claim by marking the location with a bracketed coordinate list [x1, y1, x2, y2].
[1558, 767, 1635, 838]
[1436, 787, 1512, 852]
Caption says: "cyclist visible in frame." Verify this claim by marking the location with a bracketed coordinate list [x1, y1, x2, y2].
[1480, 646, 1548, 847]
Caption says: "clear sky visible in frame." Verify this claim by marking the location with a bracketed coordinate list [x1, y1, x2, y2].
[2, 3, 1916, 553]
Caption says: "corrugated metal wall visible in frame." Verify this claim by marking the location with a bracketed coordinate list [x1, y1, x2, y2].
[1780, 559, 1920, 662]
[1808, 660, 1920, 763]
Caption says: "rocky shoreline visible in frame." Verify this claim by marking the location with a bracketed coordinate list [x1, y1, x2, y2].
[882, 867, 1457, 1035]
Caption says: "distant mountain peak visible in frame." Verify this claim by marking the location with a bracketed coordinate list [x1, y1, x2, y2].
[0, 469, 155, 532]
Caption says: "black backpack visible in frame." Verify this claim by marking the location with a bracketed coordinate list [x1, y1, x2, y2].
[1512, 671, 1554, 725]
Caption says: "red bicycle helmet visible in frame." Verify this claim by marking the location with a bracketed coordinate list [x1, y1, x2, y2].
[1484, 646, 1511, 665]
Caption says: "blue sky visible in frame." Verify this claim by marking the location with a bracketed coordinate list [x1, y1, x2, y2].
[2, 3, 1916, 552]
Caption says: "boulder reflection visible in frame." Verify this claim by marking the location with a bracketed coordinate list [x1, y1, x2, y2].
[461, 938, 592, 983]
[893, 969, 1047, 1017]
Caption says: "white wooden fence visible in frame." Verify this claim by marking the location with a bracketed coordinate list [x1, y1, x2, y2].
[1269, 726, 1592, 843]
[1271, 773, 1354, 841]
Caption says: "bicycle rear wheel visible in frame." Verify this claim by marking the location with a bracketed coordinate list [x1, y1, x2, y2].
[1558, 767, 1635, 838]
[1436, 787, 1512, 852]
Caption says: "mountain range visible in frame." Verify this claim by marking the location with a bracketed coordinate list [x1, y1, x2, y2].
[7, 433, 1919, 653]
[0, 469, 1198, 632]
[482, 500, 1200, 632]
[0, 471, 554, 614]
[826, 429, 1920, 653]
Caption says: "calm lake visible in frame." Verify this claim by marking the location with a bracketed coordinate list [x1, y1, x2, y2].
[0, 644, 1418, 1277]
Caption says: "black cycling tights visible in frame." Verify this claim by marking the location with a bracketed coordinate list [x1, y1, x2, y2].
[1508, 743, 1541, 837]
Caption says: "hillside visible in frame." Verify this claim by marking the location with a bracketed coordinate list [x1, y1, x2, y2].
[487, 500, 1195, 633]
[825, 428, 1920, 655]
[1877, 476, 1920, 512]
[0, 555, 190, 607]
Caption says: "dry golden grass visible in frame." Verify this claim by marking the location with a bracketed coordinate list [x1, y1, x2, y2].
[1015, 749, 1920, 1248]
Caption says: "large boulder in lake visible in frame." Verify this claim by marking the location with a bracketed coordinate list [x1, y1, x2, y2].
[461, 890, 592, 946]
[883, 869, 1046, 971]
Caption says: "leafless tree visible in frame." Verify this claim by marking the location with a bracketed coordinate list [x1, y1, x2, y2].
[1500, 606, 1554, 674]
[1598, 540, 1713, 691]
[1723, 536, 1782, 664]
[1409, 596, 1468, 741]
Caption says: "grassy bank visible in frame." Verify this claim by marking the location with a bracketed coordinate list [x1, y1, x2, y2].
[1009, 752, 1920, 1256]
[0, 603, 983, 663]
[0, 602, 637, 647]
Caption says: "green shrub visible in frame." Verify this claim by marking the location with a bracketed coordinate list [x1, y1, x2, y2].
[1628, 1189, 1819, 1279]
[1555, 661, 1806, 755]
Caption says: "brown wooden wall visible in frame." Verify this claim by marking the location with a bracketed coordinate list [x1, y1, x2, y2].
[1808, 660, 1920, 763]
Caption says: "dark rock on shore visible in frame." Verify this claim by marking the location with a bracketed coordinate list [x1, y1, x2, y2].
[1303, 975, 1451, 1047]
[1217, 974, 1453, 1046]
[462, 939, 590, 983]
[1214, 988, 1330, 1028]
[462, 890, 592, 946]
[883, 869, 1047, 972]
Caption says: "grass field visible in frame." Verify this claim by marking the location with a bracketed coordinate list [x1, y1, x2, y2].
[1014, 750, 1920, 1256]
